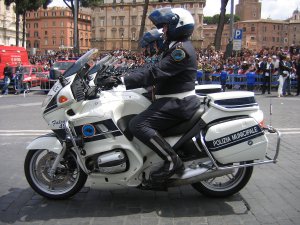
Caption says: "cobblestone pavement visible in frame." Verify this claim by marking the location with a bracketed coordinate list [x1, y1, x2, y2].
[0, 92, 299, 225]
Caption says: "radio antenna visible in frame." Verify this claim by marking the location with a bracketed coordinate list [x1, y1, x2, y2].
[269, 96, 273, 127]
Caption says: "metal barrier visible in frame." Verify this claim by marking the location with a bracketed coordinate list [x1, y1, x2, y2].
[199, 73, 298, 90]
[2, 72, 299, 97]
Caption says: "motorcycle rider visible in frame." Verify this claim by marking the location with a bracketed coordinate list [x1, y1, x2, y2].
[104, 7, 200, 182]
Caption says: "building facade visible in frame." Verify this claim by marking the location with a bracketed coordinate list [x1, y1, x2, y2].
[26, 7, 92, 55]
[91, 0, 206, 51]
[203, 0, 300, 51]
[0, 0, 24, 46]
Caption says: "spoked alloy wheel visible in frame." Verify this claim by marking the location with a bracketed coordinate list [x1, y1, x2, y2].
[191, 162, 253, 198]
[24, 149, 87, 200]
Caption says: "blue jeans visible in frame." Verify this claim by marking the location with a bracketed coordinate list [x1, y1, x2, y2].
[283, 76, 291, 95]
[15, 75, 23, 93]
[1, 77, 10, 95]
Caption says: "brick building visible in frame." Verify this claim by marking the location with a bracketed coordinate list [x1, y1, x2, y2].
[91, 0, 206, 51]
[235, 0, 261, 21]
[203, 0, 300, 51]
[25, 7, 92, 55]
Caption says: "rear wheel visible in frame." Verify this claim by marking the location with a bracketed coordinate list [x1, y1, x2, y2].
[24, 149, 87, 200]
[191, 163, 253, 198]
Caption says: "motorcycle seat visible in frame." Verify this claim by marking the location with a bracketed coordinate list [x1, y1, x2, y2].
[161, 107, 205, 137]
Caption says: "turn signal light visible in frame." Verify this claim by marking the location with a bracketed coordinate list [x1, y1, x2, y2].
[58, 95, 69, 103]
[259, 120, 265, 128]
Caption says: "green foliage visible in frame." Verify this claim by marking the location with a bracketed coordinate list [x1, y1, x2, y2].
[204, 14, 240, 25]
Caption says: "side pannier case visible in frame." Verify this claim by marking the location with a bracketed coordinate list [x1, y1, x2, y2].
[204, 117, 268, 164]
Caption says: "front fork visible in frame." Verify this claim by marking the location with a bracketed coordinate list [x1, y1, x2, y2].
[50, 121, 90, 176]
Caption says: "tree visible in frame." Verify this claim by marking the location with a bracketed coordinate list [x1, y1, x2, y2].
[204, 14, 240, 25]
[137, 0, 150, 51]
[214, 0, 229, 51]
[4, 0, 52, 47]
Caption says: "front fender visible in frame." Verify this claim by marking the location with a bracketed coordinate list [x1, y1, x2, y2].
[26, 133, 63, 154]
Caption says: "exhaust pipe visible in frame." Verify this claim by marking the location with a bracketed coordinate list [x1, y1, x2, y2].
[168, 166, 234, 187]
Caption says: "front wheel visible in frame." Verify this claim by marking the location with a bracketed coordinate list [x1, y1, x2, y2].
[191, 163, 253, 198]
[24, 149, 87, 200]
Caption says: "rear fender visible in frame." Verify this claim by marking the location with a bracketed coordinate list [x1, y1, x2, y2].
[26, 133, 63, 154]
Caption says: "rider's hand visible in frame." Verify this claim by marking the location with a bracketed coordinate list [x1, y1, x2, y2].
[102, 76, 123, 89]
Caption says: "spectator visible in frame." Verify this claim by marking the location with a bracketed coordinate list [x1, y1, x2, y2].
[14, 62, 24, 95]
[220, 69, 228, 92]
[294, 55, 300, 96]
[281, 55, 293, 96]
[246, 67, 256, 91]
[1, 63, 13, 95]
[260, 56, 274, 94]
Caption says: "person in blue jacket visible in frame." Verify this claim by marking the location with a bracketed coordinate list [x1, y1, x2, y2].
[220, 69, 228, 91]
[246, 67, 256, 91]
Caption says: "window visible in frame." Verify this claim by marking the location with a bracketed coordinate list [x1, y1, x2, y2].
[34, 23, 38, 28]
[44, 22, 47, 28]
[34, 31, 39, 37]
[112, 17, 116, 26]
[60, 11, 64, 16]
[119, 17, 125, 26]
[119, 29, 124, 38]
[45, 31, 48, 35]
[52, 11, 56, 16]
[52, 30, 56, 36]
[100, 17, 105, 27]
[250, 36, 255, 41]
[60, 38, 64, 45]
[45, 39, 48, 45]
[52, 38, 56, 45]
[52, 21, 56, 26]
[272, 37, 275, 42]
[111, 29, 117, 38]
[131, 16, 137, 26]
[60, 21, 64, 27]
[44, 12, 48, 16]
[251, 25, 255, 32]
[60, 30, 64, 35]
[100, 29, 105, 40]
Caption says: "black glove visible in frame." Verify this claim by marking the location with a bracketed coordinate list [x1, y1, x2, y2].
[101, 76, 122, 89]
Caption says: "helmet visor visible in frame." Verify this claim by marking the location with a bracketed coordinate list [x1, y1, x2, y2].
[148, 8, 174, 29]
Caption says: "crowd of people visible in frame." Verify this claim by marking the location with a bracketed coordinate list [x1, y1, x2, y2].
[2, 45, 300, 97]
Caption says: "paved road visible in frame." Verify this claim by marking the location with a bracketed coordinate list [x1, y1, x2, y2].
[0, 91, 299, 225]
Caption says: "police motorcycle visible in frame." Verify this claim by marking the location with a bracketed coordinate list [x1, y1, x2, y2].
[24, 48, 281, 200]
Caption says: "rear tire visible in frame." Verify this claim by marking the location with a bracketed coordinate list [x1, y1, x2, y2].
[191, 163, 253, 198]
[24, 149, 87, 200]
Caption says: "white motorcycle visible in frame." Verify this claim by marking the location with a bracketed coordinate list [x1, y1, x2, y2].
[24, 49, 281, 200]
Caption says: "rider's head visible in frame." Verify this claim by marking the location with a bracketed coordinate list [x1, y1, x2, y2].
[139, 28, 164, 56]
[148, 7, 195, 42]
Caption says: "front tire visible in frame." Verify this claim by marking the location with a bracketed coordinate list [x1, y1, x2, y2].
[191, 163, 253, 198]
[24, 149, 87, 200]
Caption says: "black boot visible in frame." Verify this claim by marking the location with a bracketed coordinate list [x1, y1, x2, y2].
[149, 133, 184, 181]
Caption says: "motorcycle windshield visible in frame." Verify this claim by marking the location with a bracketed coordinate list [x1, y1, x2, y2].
[63, 48, 100, 78]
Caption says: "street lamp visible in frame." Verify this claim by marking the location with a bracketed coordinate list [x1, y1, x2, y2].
[121, 33, 124, 49]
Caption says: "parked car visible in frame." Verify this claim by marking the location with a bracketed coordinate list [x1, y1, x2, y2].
[39, 60, 76, 90]
[9, 65, 45, 91]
